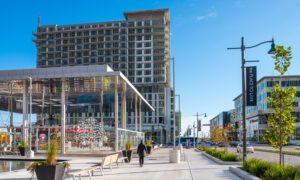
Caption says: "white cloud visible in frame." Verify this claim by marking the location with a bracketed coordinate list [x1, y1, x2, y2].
[196, 16, 205, 21]
[207, 12, 217, 18]
[196, 8, 217, 21]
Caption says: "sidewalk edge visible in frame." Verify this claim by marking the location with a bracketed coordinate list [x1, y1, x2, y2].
[229, 166, 261, 180]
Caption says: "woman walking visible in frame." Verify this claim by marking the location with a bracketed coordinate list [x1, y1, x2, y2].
[137, 140, 147, 167]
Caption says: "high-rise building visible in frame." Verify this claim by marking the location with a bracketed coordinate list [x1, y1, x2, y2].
[32, 9, 173, 144]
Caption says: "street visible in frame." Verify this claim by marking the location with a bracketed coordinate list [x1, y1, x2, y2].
[206, 144, 300, 166]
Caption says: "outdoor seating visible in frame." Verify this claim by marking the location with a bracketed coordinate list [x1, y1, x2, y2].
[68, 153, 121, 179]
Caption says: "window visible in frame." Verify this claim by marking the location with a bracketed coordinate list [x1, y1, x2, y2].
[145, 49, 151, 54]
[91, 58, 96, 64]
[113, 36, 119, 41]
[145, 42, 151, 47]
[77, 59, 82, 64]
[98, 57, 104, 63]
[137, 36, 142, 41]
[145, 36, 151, 40]
[91, 52, 97, 56]
[137, 50, 142, 55]
[145, 56, 151, 61]
[137, 57, 142, 61]
[84, 58, 89, 63]
[84, 38, 89, 43]
[144, 63, 151, 68]
[98, 30, 104, 35]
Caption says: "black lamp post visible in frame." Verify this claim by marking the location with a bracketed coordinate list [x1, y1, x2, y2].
[227, 37, 275, 164]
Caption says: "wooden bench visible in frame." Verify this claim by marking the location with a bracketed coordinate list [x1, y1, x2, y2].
[68, 153, 120, 179]
[68, 165, 99, 180]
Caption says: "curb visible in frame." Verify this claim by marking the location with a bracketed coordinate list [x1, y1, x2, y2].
[229, 166, 261, 180]
[202, 152, 242, 165]
[254, 149, 300, 156]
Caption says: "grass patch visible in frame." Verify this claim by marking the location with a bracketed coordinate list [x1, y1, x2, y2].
[242, 158, 300, 179]
[255, 148, 300, 156]
[198, 147, 240, 162]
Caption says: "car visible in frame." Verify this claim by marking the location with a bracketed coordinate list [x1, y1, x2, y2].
[218, 142, 225, 147]
[211, 141, 216, 146]
[230, 141, 239, 147]
[237, 143, 254, 153]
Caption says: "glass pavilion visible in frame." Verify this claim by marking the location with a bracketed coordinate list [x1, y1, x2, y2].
[0, 65, 154, 153]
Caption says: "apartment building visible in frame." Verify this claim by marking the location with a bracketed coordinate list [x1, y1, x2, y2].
[32, 9, 173, 144]
[233, 75, 300, 144]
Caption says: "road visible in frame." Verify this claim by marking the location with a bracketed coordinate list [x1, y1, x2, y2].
[205, 144, 300, 166]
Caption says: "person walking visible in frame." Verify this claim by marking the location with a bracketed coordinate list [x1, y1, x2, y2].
[137, 140, 147, 167]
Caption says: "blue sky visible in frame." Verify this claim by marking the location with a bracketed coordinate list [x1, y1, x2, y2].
[0, 0, 300, 134]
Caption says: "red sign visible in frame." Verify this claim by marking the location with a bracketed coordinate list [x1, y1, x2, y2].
[250, 119, 258, 123]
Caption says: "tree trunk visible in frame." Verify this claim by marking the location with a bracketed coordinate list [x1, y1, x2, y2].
[279, 144, 282, 165]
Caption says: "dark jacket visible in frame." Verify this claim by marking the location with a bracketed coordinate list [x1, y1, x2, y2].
[137, 143, 146, 157]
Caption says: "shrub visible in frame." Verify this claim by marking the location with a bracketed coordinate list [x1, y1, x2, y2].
[221, 152, 238, 161]
[203, 148, 239, 162]
[243, 159, 271, 178]
[197, 147, 208, 151]
[243, 158, 300, 180]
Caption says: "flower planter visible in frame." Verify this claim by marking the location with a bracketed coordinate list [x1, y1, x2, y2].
[146, 146, 152, 154]
[35, 163, 65, 180]
[18, 147, 25, 156]
[122, 150, 132, 163]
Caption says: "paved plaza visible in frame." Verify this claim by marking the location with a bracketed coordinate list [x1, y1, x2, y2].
[0, 148, 240, 180]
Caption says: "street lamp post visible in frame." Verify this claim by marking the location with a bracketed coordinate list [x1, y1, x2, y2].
[175, 94, 181, 145]
[227, 37, 275, 163]
[193, 112, 207, 148]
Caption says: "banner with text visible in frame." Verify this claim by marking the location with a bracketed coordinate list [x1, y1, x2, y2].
[246, 66, 257, 106]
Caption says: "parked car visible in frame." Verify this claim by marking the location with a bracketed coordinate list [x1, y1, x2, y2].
[211, 141, 216, 146]
[237, 143, 254, 153]
[230, 141, 239, 147]
[218, 142, 225, 147]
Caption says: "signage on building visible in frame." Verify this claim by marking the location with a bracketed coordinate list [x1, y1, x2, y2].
[250, 119, 258, 123]
[197, 120, 201, 131]
[246, 66, 257, 106]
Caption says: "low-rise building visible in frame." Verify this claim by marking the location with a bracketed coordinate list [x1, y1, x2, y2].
[233, 75, 300, 144]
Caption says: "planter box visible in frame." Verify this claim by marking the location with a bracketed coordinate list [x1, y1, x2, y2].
[18, 147, 25, 156]
[35, 163, 65, 180]
[229, 166, 261, 180]
[122, 150, 132, 163]
[202, 152, 242, 165]
[146, 146, 151, 154]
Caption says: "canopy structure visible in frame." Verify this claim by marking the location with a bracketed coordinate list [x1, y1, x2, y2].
[0, 65, 154, 153]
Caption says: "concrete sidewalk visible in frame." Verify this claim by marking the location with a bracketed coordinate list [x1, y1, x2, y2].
[185, 149, 241, 180]
[0, 148, 241, 180]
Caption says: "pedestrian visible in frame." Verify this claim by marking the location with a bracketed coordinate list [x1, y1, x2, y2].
[137, 140, 147, 167]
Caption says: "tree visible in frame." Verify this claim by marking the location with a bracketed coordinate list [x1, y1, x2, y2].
[211, 126, 222, 150]
[262, 45, 296, 166]
[211, 125, 233, 151]
[221, 124, 234, 151]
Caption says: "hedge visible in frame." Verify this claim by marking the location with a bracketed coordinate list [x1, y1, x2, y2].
[197, 147, 240, 162]
[242, 158, 300, 180]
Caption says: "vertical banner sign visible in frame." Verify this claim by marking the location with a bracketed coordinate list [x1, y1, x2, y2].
[246, 66, 257, 106]
[197, 120, 201, 131]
